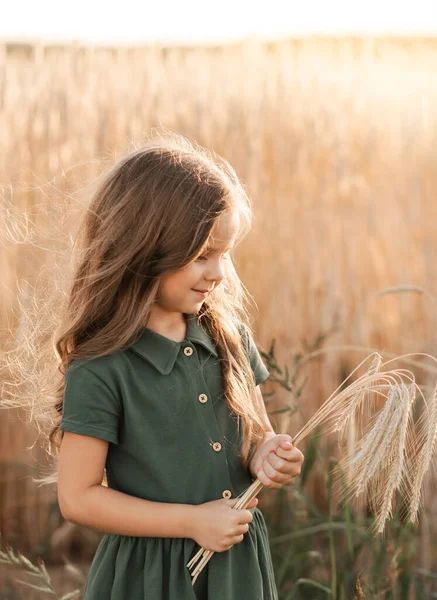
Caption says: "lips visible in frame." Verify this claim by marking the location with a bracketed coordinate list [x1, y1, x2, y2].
[193, 289, 213, 293]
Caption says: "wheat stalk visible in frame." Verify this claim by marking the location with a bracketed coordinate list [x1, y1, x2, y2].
[0, 533, 82, 598]
[407, 380, 437, 523]
[187, 351, 437, 584]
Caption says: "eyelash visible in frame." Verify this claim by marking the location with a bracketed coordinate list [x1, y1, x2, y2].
[196, 253, 230, 261]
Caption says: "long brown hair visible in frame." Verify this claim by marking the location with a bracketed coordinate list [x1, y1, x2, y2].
[1, 129, 268, 485]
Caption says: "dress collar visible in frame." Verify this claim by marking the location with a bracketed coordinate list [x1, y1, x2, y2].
[129, 313, 218, 375]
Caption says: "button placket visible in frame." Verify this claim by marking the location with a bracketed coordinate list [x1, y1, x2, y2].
[183, 342, 234, 499]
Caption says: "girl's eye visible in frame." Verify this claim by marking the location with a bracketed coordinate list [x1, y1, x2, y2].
[196, 252, 230, 262]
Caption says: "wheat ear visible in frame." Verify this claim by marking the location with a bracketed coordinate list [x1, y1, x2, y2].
[407, 380, 437, 522]
[187, 352, 437, 584]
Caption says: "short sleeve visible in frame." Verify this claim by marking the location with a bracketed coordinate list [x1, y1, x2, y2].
[240, 324, 270, 386]
[59, 363, 121, 444]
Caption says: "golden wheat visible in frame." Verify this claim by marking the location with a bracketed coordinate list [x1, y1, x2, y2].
[187, 352, 437, 583]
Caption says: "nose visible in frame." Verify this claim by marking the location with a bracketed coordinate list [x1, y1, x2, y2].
[205, 258, 225, 284]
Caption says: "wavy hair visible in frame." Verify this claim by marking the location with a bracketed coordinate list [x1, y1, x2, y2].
[1, 129, 269, 486]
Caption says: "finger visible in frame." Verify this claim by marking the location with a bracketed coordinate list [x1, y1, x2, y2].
[259, 462, 285, 488]
[267, 452, 288, 473]
[246, 497, 258, 508]
[263, 459, 289, 484]
[286, 448, 305, 463]
[236, 509, 254, 524]
[275, 446, 296, 460]
[296, 448, 305, 462]
[267, 456, 302, 476]
[228, 533, 245, 545]
[274, 434, 294, 450]
[276, 446, 303, 462]
[236, 523, 250, 535]
[256, 465, 276, 488]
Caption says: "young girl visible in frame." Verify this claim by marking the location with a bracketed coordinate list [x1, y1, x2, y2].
[52, 132, 304, 599]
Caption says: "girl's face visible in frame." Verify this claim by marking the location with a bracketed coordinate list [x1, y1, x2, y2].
[156, 210, 240, 314]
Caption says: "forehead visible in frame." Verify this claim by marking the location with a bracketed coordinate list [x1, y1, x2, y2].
[206, 211, 240, 250]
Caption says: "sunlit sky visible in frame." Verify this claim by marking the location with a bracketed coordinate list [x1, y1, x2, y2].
[2, 0, 437, 45]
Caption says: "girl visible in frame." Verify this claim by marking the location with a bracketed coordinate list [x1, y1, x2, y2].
[24, 131, 304, 599]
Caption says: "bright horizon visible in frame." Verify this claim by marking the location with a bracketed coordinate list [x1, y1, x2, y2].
[2, 0, 437, 46]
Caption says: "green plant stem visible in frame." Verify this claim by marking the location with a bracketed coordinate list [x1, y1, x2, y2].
[328, 458, 337, 600]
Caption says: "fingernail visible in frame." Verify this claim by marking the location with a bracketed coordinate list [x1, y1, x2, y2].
[284, 441, 292, 448]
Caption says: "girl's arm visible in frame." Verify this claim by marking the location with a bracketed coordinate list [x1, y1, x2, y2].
[58, 431, 197, 538]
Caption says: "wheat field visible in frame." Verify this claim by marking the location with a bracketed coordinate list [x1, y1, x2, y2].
[1, 36, 437, 574]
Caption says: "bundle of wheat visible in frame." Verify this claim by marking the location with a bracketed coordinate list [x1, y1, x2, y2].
[187, 351, 437, 585]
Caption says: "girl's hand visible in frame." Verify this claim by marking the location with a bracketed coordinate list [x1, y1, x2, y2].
[191, 496, 258, 553]
[249, 433, 304, 489]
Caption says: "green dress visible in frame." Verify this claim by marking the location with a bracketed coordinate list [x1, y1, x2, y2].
[59, 313, 278, 600]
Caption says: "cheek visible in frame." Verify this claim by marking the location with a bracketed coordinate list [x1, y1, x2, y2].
[182, 263, 204, 284]
[160, 265, 202, 296]
[157, 274, 180, 299]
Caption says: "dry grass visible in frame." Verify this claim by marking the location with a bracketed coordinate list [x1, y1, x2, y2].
[1, 36, 437, 569]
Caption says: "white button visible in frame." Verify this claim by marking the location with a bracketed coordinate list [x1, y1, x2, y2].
[184, 347, 193, 356]
[212, 442, 222, 452]
[222, 489, 232, 499]
[198, 394, 208, 403]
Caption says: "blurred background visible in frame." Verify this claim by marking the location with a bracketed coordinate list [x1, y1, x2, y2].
[1, 1, 437, 598]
